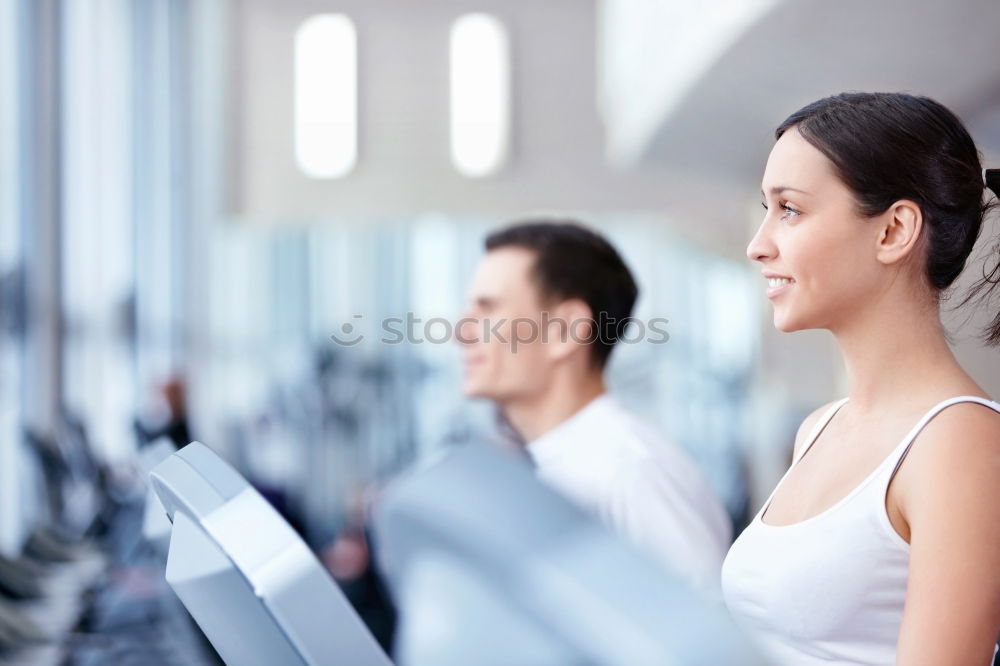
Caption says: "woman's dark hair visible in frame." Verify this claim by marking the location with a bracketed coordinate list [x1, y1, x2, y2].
[485, 220, 638, 368]
[775, 92, 1000, 343]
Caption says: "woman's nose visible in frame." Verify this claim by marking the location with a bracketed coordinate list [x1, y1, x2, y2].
[746, 220, 777, 263]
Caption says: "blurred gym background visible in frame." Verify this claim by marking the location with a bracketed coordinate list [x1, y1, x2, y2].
[1, 0, 998, 663]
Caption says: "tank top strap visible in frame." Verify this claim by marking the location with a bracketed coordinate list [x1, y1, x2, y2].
[754, 398, 849, 519]
[885, 395, 1000, 484]
[792, 397, 850, 465]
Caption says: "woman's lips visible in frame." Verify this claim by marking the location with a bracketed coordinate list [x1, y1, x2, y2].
[764, 276, 794, 299]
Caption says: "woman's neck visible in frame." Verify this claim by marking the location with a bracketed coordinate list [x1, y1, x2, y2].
[832, 293, 980, 413]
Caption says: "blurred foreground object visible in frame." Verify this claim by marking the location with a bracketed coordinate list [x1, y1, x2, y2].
[150, 442, 391, 666]
[373, 444, 763, 666]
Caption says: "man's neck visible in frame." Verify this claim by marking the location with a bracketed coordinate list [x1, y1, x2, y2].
[503, 372, 607, 443]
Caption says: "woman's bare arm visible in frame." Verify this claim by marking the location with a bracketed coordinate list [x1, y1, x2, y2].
[895, 403, 1000, 666]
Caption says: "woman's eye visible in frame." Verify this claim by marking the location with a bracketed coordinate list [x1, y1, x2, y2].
[780, 202, 801, 218]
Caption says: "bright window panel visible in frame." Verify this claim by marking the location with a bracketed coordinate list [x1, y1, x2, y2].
[294, 14, 357, 179]
[450, 14, 510, 178]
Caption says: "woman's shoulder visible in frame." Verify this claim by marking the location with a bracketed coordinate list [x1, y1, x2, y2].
[893, 396, 1000, 540]
[911, 396, 1000, 459]
[884, 391, 1000, 468]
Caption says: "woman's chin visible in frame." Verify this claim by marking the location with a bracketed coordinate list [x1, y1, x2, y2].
[772, 310, 806, 333]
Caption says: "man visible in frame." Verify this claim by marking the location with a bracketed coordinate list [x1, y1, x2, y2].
[457, 220, 731, 591]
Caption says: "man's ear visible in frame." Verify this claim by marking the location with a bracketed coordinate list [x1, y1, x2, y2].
[875, 199, 923, 267]
[545, 298, 594, 363]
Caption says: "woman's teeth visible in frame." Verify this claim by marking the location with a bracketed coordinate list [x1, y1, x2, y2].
[768, 277, 793, 288]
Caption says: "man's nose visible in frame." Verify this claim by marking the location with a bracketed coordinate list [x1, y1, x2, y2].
[456, 313, 480, 345]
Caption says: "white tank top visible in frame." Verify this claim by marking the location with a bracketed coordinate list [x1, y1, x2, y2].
[721, 395, 1000, 665]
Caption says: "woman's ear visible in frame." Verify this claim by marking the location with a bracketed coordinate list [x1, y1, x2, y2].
[875, 199, 923, 266]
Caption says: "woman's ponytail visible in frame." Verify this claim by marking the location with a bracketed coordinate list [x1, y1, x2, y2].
[986, 169, 1000, 199]
[963, 168, 1000, 344]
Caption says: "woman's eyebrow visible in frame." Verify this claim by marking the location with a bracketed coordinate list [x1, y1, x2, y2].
[762, 186, 810, 197]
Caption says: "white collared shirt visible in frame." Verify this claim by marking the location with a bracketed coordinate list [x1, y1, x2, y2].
[526, 393, 731, 591]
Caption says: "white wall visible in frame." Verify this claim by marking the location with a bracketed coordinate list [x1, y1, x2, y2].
[224, 0, 749, 253]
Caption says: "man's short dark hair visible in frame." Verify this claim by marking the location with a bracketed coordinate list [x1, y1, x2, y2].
[484, 219, 639, 369]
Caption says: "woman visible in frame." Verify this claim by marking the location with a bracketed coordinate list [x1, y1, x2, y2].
[721, 92, 1000, 665]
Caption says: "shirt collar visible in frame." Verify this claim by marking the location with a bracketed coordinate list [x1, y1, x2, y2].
[525, 392, 617, 467]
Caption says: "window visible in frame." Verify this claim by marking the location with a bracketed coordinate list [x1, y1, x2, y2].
[0, 0, 21, 554]
[449, 14, 510, 177]
[294, 14, 358, 179]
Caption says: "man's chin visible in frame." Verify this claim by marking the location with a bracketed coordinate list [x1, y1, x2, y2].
[461, 382, 490, 400]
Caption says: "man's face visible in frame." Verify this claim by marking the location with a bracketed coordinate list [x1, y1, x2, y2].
[458, 247, 554, 405]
